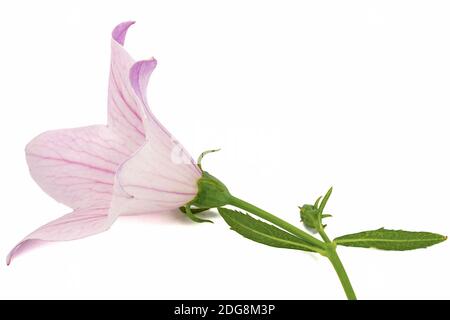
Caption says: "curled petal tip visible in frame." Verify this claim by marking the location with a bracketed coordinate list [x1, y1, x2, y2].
[129, 59, 158, 103]
[7, 240, 39, 266]
[6, 242, 23, 266]
[112, 21, 136, 45]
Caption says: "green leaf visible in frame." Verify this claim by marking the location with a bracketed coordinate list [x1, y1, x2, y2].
[334, 228, 447, 251]
[219, 208, 322, 253]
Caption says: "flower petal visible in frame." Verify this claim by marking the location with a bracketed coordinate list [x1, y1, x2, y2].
[26, 22, 150, 210]
[108, 21, 146, 149]
[111, 21, 135, 46]
[109, 59, 201, 217]
[26, 125, 130, 209]
[130, 59, 201, 174]
[7, 208, 110, 265]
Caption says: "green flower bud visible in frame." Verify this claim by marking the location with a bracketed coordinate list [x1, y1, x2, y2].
[300, 204, 321, 231]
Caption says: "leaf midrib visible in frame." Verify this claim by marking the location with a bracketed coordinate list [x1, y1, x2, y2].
[336, 237, 442, 244]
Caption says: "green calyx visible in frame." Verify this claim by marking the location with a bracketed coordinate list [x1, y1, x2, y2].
[180, 149, 232, 223]
[190, 171, 231, 209]
[190, 148, 231, 208]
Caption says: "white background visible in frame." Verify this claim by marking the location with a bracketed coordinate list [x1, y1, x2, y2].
[0, 0, 449, 299]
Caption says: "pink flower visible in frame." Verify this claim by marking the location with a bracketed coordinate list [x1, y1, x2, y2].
[7, 21, 202, 265]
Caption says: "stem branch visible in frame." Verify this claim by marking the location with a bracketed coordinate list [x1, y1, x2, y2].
[228, 195, 356, 300]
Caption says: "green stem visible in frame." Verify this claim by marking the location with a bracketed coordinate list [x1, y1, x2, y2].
[318, 228, 331, 243]
[318, 224, 356, 300]
[228, 196, 326, 251]
[326, 245, 357, 300]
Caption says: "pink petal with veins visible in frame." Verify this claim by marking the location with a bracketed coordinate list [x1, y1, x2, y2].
[25, 125, 129, 209]
[9, 22, 143, 264]
[24, 22, 145, 211]
[7, 208, 110, 265]
[108, 59, 201, 219]
[9, 21, 201, 264]
[108, 21, 147, 149]
[8, 21, 201, 264]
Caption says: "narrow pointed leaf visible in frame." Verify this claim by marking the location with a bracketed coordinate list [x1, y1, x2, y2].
[219, 208, 321, 253]
[318, 187, 333, 213]
[184, 205, 213, 224]
[313, 196, 322, 209]
[179, 207, 210, 214]
[334, 228, 447, 251]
